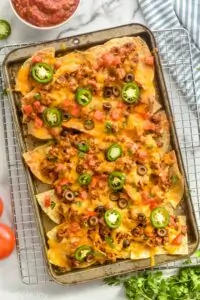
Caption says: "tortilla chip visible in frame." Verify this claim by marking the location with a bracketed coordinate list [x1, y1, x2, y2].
[23, 143, 53, 184]
[15, 47, 56, 95]
[165, 151, 184, 207]
[36, 189, 61, 224]
[27, 121, 53, 140]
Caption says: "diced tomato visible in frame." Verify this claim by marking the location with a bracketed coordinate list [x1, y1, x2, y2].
[62, 99, 72, 109]
[80, 191, 88, 200]
[141, 191, 160, 209]
[172, 234, 183, 246]
[84, 211, 97, 217]
[59, 178, 69, 186]
[32, 56, 42, 63]
[71, 104, 80, 118]
[23, 105, 33, 116]
[144, 121, 156, 131]
[91, 176, 98, 188]
[54, 60, 61, 69]
[55, 164, 66, 172]
[100, 53, 121, 67]
[69, 223, 81, 233]
[33, 101, 41, 112]
[137, 150, 148, 160]
[56, 186, 62, 195]
[117, 102, 125, 109]
[149, 202, 160, 210]
[34, 117, 43, 128]
[111, 109, 121, 121]
[145, 56, 154, 66]
[170, 215, 177, 227]
[44, 196, 51, 208]
[94, 110, 104, 121]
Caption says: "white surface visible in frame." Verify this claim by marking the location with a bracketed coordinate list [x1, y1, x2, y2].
[0, 1, 183, 299]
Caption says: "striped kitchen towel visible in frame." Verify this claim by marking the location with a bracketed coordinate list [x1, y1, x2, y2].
[138, 0, 200, 108]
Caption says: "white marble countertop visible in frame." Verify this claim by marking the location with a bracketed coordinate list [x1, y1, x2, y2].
[0, 1, 190, 300]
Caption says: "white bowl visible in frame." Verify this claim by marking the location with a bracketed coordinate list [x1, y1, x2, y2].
[9, 0, 81, 30]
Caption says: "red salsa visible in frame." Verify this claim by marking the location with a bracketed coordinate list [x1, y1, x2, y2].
[12, 0, 80, 27]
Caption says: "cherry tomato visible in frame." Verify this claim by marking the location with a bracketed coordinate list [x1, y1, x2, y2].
[0, 197, 4, 217]
[0, 223, 15, 260]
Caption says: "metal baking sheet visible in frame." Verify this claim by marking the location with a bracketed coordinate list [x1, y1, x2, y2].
[2, 24, 199, 285]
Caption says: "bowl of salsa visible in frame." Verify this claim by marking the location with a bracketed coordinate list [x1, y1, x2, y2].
[9, 0, 81, 29]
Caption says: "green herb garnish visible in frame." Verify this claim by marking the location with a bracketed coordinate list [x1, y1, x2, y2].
[104, 267, 200, 299]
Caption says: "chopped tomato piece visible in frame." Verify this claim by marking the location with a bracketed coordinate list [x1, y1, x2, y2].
[71, 104, 80, 117]
[55, 164, 66, 172]
[62, 99, 72, 109]
[145, 56, 154, 66]
[94, 110, 104, 121]
[59, 178, 69, 186]
[23, 105, 33, 116]
[80, 191, 88, 200]
[137, 150, 148, 160]
[34, 117, 43, 128]
[84, 211, 97, 218]
[111, 109, 121, 121]
[54, 60, 61, 69]
[44, 196, 51, 208]
[144, 121, 156, 131]
[117, 102, 125, 109]
[141, 192, 160, 209]
[33, 101, 41, 112]
[32, 56, 42, 63]
[100, 52, 121, 67]
[172, 234, 183, 246]
[70, 223, 81, 233]
[91, 176, 98, 188]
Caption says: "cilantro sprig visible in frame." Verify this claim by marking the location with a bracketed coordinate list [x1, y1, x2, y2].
[104, 267, 200, 299]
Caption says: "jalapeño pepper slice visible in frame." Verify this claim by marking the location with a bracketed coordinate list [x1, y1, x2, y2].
[76, 88, 92, 106]
[43, 108, 62, 127]
[106, 144, 122, 161]
[77, 141, 89, 153]
[74, 245, 92, 262]
[150, 207, 170, 228]
[104, 209, 122, 229]
[78, 173, 92, 186]
[0, 20, 11, 40]
[108, 171, 126, 191]
[31, 63, 53, 84]
[121, 82, 140, 104]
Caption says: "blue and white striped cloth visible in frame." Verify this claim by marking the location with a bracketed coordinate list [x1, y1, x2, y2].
[138, 0, 200, 107]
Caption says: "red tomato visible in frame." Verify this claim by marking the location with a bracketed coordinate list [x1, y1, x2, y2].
[23, 105, 33, 116]
[44, 196, 51, 208]
[145, 56, 154, 66]
[70, 223, 81, 233]
[80, 191, 88, 200]
[32, 55, 42, 63]
[0, 197, 4, 217]
[34, 117, 43, 128]
[33, 101, 41, 112]
[172, 234, 183, 246]
[111, 109, 121, 121]
[94, 110, 104, 121]
[71, 104, 80, 117]
[0, 223, 15, 260]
